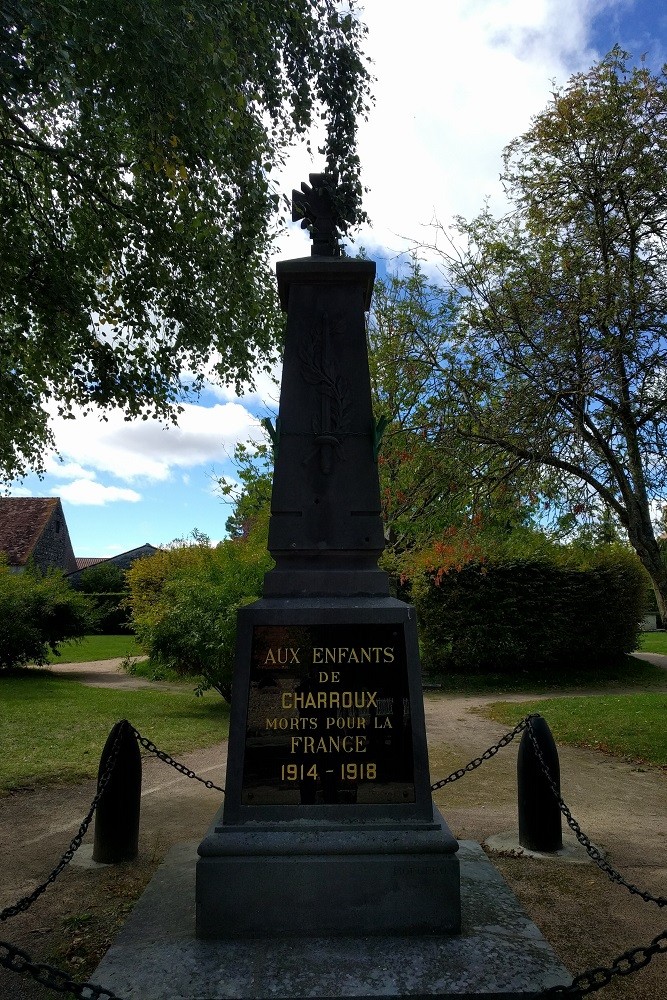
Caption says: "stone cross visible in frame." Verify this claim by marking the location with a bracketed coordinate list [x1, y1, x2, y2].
[291, 172, 344, 257]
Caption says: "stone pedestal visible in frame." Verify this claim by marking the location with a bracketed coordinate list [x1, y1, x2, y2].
[197, 807, 459, 937]
[196, 598, 460, 937]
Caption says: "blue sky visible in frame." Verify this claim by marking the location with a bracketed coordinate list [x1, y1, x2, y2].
[7, 0, 667, 557]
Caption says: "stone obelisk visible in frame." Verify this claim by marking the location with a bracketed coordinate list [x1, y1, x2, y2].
[196, 174, 461, 937]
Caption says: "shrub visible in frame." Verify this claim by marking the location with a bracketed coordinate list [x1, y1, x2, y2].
[78, 563, 127, 593]
[85, 592, 132, 633]
[126, 517, 272, 698]
[0, 562, 92, 669]
[410, 543, 647, 675]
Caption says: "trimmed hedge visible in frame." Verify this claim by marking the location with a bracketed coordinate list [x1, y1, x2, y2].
[412, 546, 647, 675]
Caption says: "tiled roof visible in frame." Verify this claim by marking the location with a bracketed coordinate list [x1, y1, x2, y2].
[75, 557, 106, 570]
[0, 497, 60, 567]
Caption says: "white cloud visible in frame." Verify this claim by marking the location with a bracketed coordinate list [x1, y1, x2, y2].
[44, 457, 97, 481]
[4, 485, 32, 497]
[273, 0, 610, 263]
[200, 362, 281, 411]
[46, 400, 263, 484]
[54, 480, 142, 506]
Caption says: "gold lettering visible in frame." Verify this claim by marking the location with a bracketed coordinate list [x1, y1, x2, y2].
[313, 648, 323, 663]
[264, 650, 276, 664]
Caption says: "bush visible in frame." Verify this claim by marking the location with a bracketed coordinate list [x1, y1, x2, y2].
[126, 518, 272, 698]
[85, 592, 132, 633]
[0, 563, 92, 669]
[78, 563, 127, 593]
[411, 544, 647, 675]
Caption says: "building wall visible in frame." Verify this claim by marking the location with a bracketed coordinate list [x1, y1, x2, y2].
[31, 503, 77, 575]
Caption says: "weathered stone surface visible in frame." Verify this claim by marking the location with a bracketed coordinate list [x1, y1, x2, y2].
[93, 840, 571, 999]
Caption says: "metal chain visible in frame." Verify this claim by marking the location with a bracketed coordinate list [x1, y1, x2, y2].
[537, 928, 667, 996]
[130, 725, 225, 793]
[525, 718, 666, 909]
[430, 714, 535, 790]
[0, 721, 127, 923]
[0, 939, 126, 999]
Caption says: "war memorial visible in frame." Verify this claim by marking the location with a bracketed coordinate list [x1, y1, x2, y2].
[93, 175, 569, 998]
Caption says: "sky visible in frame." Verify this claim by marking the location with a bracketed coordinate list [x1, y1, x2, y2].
[7, 0, 667, 557]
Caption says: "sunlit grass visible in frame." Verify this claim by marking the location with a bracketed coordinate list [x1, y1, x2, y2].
[479, 693, 667, 766]
[47, 634, 142, 663]
[637, 630, 667, 655]
[0, 673, 228, 793]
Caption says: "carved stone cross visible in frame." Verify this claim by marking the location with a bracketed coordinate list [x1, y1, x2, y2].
[292, 172, 343, 257]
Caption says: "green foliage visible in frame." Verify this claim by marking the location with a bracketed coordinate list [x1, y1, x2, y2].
[426, 48, 667, 617]
[368, 263, 541, 555]
[85, 592, 131, 634]
[0, 563, 91, 668]
[126, 519, 272, 698]
[77, 563, 131, 632]
[411, 543, 647, 676]
[219, 442, 274, 539]
[78, 563, 127, 593]
[0, 1, 371, 482]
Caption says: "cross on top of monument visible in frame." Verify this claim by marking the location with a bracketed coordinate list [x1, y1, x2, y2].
[292, 172, 345, 257]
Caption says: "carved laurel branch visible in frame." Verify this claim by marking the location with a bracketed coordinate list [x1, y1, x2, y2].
[299, 321, 352, 440]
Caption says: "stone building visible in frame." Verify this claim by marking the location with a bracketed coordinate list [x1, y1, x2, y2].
[0, 497, 77, 574]
[66, 543, 159, 587]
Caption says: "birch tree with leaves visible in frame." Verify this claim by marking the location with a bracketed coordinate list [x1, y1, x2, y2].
[0, 1, 370, 482]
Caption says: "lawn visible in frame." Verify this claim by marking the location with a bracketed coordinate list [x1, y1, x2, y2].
[479, 692, 667, 767]
[0, 672, 229, 794]
[423, 654, 667, 694]
[47, 634, 143, 663]
[636, 630, 667, 655]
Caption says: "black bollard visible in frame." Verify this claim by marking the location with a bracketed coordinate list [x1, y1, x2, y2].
[517, 715, 562, 853]
[92, 720, 142, 863]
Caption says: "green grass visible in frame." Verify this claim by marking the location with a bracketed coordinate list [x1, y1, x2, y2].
[637, 630, 667, 655]
[0, 672, 229, 794]
[124, 657, 190, 684]
[423, 654, 667, 695]
[479, 692, 667, 767]
[47, 634, 142, 663]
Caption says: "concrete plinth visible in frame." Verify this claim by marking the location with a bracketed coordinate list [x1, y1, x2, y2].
[92, 841, 570, 1000]
[197, 807, 460, 937]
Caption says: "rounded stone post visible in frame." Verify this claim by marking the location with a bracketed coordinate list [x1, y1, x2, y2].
[93, 720, 142, 863]
[517, 715, 562, 853]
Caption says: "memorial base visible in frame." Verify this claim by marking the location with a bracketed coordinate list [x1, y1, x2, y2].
[196, 805, 460, 937]
[93, 840, 570, 999]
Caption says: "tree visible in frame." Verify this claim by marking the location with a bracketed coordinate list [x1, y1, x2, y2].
[425, 49, 667, 620]
[367, 264, 541, 564]
[126, 522, 272, 698]
[78, 562, 127, 593]
[0, 560, 91, 668]
[0, 1, 370, 482]
[219, 441, 274, 540]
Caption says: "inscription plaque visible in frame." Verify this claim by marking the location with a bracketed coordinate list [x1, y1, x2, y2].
[241, 623, 415, 806]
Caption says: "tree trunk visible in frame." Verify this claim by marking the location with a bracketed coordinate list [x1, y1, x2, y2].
[625, 518, 667, 626]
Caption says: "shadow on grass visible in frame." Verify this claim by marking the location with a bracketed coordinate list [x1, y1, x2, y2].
[423, 655, 667, 695]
